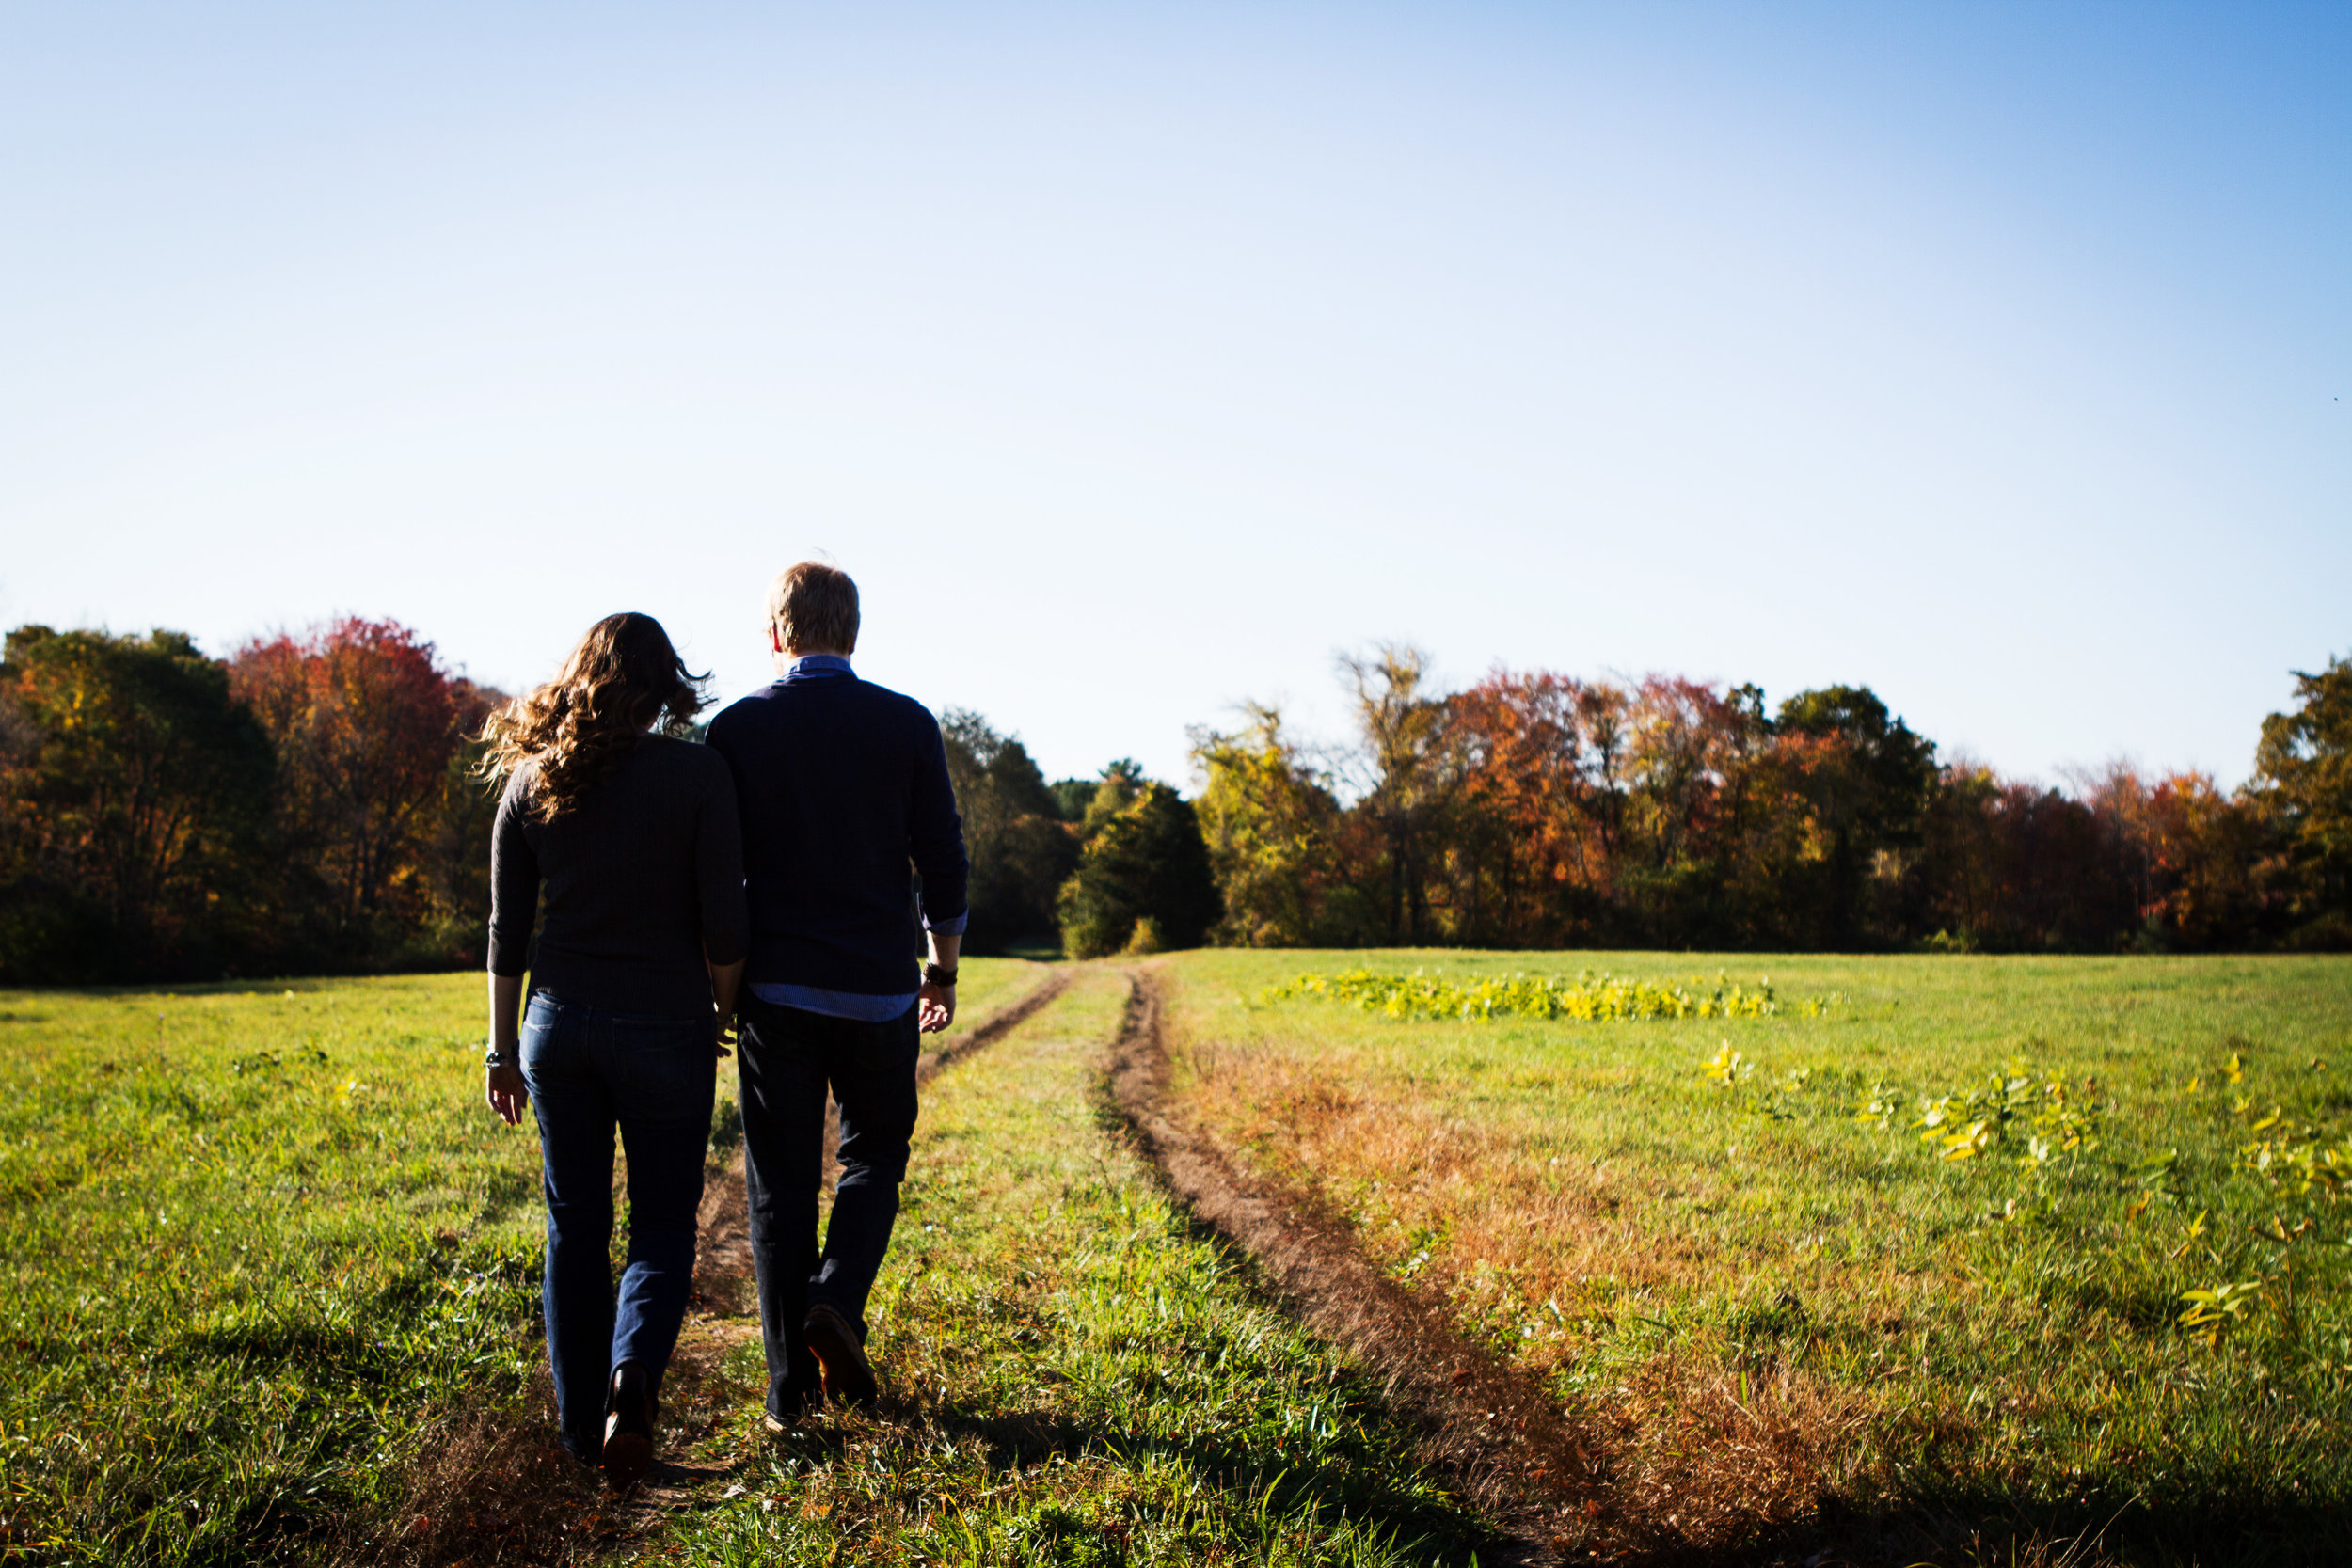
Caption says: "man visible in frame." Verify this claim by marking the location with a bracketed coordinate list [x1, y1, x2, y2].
[706, 561, 968, 1424]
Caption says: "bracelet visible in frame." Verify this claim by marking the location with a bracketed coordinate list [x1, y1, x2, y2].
[923, 964, 958, 987]
[485, 1047, 516, 1069]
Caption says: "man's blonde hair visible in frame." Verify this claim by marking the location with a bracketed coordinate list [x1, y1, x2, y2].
[767, 562, 861, 655]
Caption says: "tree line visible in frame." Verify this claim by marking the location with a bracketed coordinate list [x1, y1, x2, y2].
[3, 620, 2344, 983]
[0, 619, 1218, 982]
[0, 621, 501, 982]
[1188, 645, 2351, 954]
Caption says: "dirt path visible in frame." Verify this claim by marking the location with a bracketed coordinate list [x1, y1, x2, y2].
[645, 969, 1079, 1499]
[1104, 965, 1600, 1566]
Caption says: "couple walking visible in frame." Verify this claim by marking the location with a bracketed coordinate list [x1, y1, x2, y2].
[477, 561, 968, 1486]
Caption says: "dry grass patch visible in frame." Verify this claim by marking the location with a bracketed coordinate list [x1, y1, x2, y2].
[330, 1401, 595, 1567]
[1175, 1022, 1893, 1560]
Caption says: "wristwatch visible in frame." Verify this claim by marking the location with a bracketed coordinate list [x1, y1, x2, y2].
[923, 963, 958, 988]
[485, 1046, 516, 1069]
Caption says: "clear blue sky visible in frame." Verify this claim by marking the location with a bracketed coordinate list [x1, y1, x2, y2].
[4, 2, 2344, 787]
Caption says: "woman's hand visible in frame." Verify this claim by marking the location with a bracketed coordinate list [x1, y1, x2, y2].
[485, 1063, 528, 1126]
[712, 1006, 737, 1060]
[485, 974, 526, 1124]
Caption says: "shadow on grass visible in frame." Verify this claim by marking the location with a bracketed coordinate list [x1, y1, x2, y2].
[758, 1394, 1503, 1562]
[1799, 1489, 2352, 1568]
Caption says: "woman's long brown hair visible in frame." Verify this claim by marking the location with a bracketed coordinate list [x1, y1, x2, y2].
[479, 612, 707, 820]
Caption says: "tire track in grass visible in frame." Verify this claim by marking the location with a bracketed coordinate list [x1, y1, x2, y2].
[1106, 966, 1599, 1566]
[630, 967, 1493, 1564]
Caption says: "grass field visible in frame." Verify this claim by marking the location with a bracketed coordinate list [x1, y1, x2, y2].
[7, 952, 2346, 1566]
[0, 959, 1048, 1566]
[0, 973, 545, 1564]
[1161, 950, 2352, 1563]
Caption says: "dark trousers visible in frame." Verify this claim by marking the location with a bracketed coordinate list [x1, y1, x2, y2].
[736, 994, 919, 1418]
[519, 990, 715, 1459]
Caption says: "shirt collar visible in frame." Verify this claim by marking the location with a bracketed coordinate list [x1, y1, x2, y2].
[783, 653, 854, 684]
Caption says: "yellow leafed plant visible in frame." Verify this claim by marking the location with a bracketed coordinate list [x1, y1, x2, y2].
[1268, 968, 1820, 1022]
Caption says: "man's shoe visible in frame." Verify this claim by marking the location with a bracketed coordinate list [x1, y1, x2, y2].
[602, 1362, 656, 1490]
[803, 1304, 878, 1408]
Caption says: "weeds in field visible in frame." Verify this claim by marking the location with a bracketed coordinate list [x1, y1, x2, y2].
[1908, 1063, 2101, 1164]
[2175, 1280, 2264, 1347]
[1270, 968, 1820, 1022]
[2234, 1101, 2352, 1198]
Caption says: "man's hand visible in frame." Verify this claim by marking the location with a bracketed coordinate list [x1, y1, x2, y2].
[713, 1005, 737, 1060]
[918, 933, 961, 1035]
[485, 1063, 528, 1126]
[917, 977, 955, 1034]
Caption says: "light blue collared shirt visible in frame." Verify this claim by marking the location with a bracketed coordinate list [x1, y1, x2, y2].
[745, 653, 967, 1022]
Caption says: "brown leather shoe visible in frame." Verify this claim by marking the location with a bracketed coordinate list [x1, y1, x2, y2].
[803, 1304, 877, 1408]
[601, 1362, 655, 1489]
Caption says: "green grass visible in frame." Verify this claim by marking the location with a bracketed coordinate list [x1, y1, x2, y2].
[0, 974, 545, 1565]
[1161, 948, 2352, 1563]
[23, 949, 2338, 1564]
[0, 959, 1046, 1566]
[634, 967, 1488, 1566]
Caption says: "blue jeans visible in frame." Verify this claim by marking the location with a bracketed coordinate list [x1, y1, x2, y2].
[737, 995, 919, 1419]
[520, 990, 715, 1459]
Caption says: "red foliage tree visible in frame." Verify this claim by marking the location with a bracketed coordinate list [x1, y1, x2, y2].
[1450, 671, 1592, 943]
[230, 618, 461, 940]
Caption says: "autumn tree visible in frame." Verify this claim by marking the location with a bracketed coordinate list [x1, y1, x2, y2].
[1447, 672, 1594, 945]
[2134, 770, 2283, 949]
[0, 626, 274, 979]
[1906, 764, 2135, 951]
[230, 619, 462, 954]
[1047, 775, 1098, 822]
[1337, 643, 1462, 943]
[1763, 685, 1938, 946]
[411, 674, 511, 964]
[1602, 677, 1764, 942]
[1189, 704, 1369, 946]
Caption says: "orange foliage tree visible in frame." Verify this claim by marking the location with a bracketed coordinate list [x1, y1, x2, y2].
[1447, 671, 1593, 944]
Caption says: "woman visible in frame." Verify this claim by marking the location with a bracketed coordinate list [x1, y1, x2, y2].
[479, 612, 747, 1487]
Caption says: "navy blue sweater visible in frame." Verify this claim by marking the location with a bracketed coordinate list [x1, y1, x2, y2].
[706, 672, 969, 997]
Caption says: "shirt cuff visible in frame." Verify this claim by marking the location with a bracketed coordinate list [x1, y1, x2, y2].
[923, 909, 969, 936]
